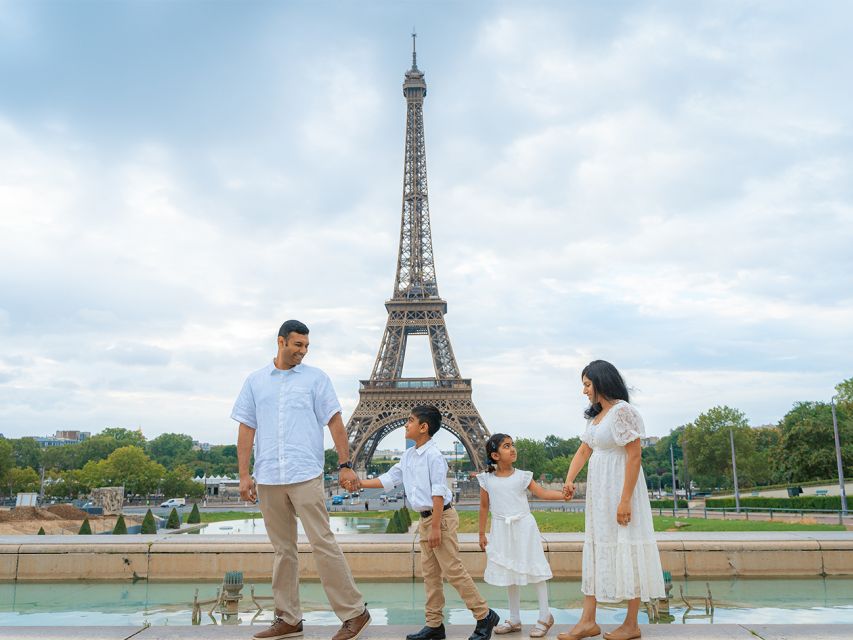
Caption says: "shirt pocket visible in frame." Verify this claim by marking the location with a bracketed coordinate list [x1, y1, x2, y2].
[284, 388, 312, 410]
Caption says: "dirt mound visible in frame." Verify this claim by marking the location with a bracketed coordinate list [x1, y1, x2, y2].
[0, 507, 61, 522]
[45, 504, 90, 519]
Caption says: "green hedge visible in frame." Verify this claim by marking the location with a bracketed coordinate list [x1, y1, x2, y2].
[706, 496, 843, 510]
[650, 499, 688, 508]
[141, 509, 157, 534]
[78, 518, 92, 535]
[187, 503, 201, 524]
[166, 507, 181, 529]
[112, 514, 128, 535]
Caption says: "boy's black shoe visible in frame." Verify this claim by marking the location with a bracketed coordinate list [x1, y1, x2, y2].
[469, 609, 500, 640]
[406, 624, 446, 640]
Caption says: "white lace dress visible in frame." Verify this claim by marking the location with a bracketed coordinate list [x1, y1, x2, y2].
[580, 401, 665, 603]
[477, 469, 553, 586]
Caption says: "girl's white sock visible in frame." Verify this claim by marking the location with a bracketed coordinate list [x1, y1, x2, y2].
[536, 581, 551, 621]
[507, 584, 521, 623]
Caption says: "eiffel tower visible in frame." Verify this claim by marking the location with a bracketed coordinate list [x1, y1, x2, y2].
[346, 35, 492, 472]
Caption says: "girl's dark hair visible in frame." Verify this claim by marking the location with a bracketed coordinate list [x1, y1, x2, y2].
[582, 360, 630, 419]
[484, 433, 511, 473]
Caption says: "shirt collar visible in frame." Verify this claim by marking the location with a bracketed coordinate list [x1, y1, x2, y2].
[414, 439, 435, 456]
[268, 361, 304, 375]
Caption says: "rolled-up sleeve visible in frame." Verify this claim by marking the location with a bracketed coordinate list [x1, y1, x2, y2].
[314, 373, 343, 426]
[231, 378, 257, 429]
[378, 463, 403, 492]
[429, 452, 449, 497]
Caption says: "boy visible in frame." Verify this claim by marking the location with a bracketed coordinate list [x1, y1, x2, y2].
[355, 405, 499, 640]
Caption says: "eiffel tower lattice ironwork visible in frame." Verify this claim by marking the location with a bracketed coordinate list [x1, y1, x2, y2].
[346, 35, 492, 472]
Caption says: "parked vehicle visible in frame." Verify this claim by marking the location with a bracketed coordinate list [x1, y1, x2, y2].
[331, 496, 344, 505]
[160, 498, 186, 508]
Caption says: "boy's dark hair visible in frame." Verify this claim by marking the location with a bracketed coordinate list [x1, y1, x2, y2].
[278, 319, 309, 341]
[484, 433, 511, 473]
[411, 405, 442, 437]
[582, 359, 630, 419]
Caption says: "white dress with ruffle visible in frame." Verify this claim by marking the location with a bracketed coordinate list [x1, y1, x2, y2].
[580, 401, 666, 603]
[477, 469, 553, 586]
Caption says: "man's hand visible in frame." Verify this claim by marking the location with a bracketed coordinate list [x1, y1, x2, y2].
[479, 533, 488, 551]
[239, 475, 257, 502]
[429, 527, 442, 548]
[563, 481, 575, 500]
[339, 467, 358, 491]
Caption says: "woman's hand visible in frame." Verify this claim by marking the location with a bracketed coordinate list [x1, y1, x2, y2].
[617, 498, 632, 526]
[479, 533, 488, 551]
[563, 482, 575, 500]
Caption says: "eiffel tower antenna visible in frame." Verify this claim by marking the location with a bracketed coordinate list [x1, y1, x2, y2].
[346, 37, 492, 472]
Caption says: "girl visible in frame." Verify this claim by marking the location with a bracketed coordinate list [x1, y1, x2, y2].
[478, 433, 567, 638]
[558, 360, 665, 640]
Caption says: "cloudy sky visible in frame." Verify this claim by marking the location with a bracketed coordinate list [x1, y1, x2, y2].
[1, 1, 851, 452]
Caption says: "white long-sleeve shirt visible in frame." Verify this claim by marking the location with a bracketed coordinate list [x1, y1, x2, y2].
[378, 439, 453, 512]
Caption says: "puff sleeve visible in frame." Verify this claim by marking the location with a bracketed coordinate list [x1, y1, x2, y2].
[476, 472, 489, 493]
[520, 469, 534, 489]
[611, 403, 645, 446]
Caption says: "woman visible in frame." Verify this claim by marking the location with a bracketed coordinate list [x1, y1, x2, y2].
[558, 361, 665, 640]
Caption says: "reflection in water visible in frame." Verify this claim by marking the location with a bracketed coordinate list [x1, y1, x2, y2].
[1, 578, 853, 627]
[199, 517, 389, 536]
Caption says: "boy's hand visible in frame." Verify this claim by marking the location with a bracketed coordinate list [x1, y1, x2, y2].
[479, 533, 488, 551]
[429, 528, 441, 548]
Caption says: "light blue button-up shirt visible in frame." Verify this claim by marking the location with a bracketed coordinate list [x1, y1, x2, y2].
[231, 362, 342, 485]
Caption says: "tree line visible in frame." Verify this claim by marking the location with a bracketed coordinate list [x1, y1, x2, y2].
[0, 428, 238, 499]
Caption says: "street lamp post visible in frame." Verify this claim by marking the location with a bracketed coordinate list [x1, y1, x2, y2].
[729, 425, 741, 514]
[831, 395, 849, 517]
[669, 443, 677, 517]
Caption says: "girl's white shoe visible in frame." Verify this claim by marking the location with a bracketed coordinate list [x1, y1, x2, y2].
[529, 614, 554, 638]
[494, 621, 522, 635]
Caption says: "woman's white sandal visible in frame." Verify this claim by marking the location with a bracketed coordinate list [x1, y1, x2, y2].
[494, 621, 522, 635]
[529, 613, 555, 638]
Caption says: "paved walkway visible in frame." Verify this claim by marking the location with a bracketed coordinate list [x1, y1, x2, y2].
[1, 625, 851, 639]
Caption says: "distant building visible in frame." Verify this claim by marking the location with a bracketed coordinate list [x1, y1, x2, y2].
[640, 436, 660, 448]
[31, 430, 92, 447]
[192, 440, 211, 452]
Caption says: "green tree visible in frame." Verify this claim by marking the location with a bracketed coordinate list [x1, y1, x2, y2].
[324, 448, 339, 474]
[113, 514, 128, 535]
[103, 446, 166, 495]
[684, 406, 753, 489]
[543, 435, 580, 460]
[100, 427, 147, 448]
[141, 509, 157, 534]
[835, 377, 853, 408]
[8, 467, 40, 493]
[10, 438, 42, 470]
[0, 438, 14, 491]
[513, 438, 548, 478]
[41, 444, 82, 471]
[78, 518, 92, 535]
[165, 507, 181, 529]
[779, 401, 852, 482]
[544, 456, 572, 481]
[187, 503, 201, 524]
[37, 526, 45, 535]
[160, 465, 203, 499]
[147, 433, 194, 467]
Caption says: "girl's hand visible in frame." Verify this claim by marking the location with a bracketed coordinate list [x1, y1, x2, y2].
[563, 482, 575, 500]
[479, 533, 488, 551]
[617, 499, 632, 526]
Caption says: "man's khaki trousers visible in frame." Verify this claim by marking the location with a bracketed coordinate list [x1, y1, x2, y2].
[419, 507, 489, 626]
[258, 477, 364, 624]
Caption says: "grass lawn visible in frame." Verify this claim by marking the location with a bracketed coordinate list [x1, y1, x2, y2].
[453, 510, 844, 533]
[201, 509, 844, 532]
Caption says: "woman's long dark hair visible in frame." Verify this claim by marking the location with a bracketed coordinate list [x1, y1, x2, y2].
[582, 360, 630, 419]
[484, 433, 511, 473]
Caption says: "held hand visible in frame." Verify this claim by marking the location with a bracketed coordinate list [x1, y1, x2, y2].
[429, 528, 442, 549]
[339, 467, 358, 491]
[617, 499, 632, 526]
[239, 475, 257, 502]
[479, 533, 488, 551]
[563, 482, 575, 500]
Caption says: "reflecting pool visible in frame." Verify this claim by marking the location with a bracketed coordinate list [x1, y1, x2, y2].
[199, 517, 389, 535]
[1, 578, 852, 626]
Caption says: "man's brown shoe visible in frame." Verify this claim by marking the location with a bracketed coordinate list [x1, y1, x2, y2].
[253, 616, 304, 639]
[332, 608, 371, 640]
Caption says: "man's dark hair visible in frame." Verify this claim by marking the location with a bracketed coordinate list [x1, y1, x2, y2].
[582, 359, 630, 419]
[411, 405, 442, 437]
[278, 319, 309, 341]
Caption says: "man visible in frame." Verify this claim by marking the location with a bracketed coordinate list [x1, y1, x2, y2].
[233, 320, 370, 640]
